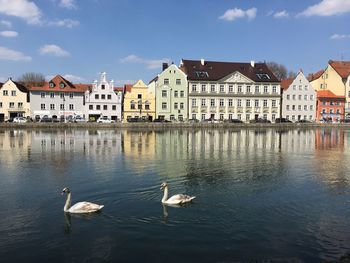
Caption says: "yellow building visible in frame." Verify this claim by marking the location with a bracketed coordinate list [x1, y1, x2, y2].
[0, 78, 30, 122]
[123, 80, 156, 122]
[309, 60, 350, 118]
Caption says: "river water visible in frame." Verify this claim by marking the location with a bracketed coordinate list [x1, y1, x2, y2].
[0, 127, 350, 262]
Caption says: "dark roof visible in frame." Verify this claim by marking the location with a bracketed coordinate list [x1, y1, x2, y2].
[13, 81, 29, 93]
[308, 69, 324, 81]
[180, 59, 279, 82]
[148, 76, 158, 84]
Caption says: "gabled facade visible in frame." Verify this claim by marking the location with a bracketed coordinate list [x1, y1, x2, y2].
[281, 71, 316, 122]
[29, 75, 89, 121]
[85, 72, 122, 121]
[152, 64, 188, 121]
[123, 80, 156, 121]
[180, 59, 281, 122]
[316, 90, 345, 123]
[0, 78, 30, 122]
[310, 60, 350, 118]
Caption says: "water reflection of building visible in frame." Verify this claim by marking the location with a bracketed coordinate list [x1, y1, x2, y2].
[0, 130, 32, 165]
[315, 128, 344, 149]
[279, 129, 316, 153]
[122, 130, 157, 160]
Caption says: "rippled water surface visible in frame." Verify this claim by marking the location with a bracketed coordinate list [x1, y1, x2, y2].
[1, 127, 350, 262]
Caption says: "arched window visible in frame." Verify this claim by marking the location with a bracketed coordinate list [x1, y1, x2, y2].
[130, 100, 135, 109]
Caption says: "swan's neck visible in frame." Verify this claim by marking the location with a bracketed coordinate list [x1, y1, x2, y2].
[64, 192, 71, 212]
[162, 186, 169, 203]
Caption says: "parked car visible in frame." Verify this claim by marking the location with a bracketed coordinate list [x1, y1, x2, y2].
[73, 115, 87, 123]
[13, 117, 27, 123]
[153, 118, 171, 123]
[40, 115, 52, 122]
[97, 116, 115, 123]
[296, 119, 311, 123]
[229, 119, 244, 124]
[188, 119, 199, 123]
[275, 118, 292, 123]
[128, 117, 147, 123]
[250, 118, 271, 123]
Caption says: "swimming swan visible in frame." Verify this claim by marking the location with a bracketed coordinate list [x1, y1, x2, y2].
[61, 187, 104, 213]
[160, 182, 195, 205]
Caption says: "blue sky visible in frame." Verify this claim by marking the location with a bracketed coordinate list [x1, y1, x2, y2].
[0, 0, 349, 85]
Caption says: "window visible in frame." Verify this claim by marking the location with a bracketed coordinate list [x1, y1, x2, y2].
[174, 102, 178, 109]
[50, 93, 54, 98]
[286, 105, 290, 110]
[228, 99, 233, 107]
[180, 91, 184, 97]
[247, 85, 251, 93]
[180, 103, 184, 109]
[201, 99, 206, 107]
[210, 85, 215, 92]
[192, 99, 197, 107]
[60, 83, 65, 88]
[101, 84, 105, 90]
[304, 95, 307, 100]
[103, 105, 107, 110]
[286, 115, 289, 120]
[220, 114, 224, 120]
[263, 100, 268, 107]
[60, 93, 64, 99]
[255, 100, 259, 107]
[246, 99, 250, 107]
[69, 104, 74, 110]
[228, 85, 233, 93]
[220, 85, 225, 93]
[130, 101, 135, 109]
[108, 95, 112, 100]
[322, 101, 326, 106]
[292, 105, 296, 110]
[176, 79, 181, 85]
[298, 105, 302, 110]
[174, 91, 178, 97]
[263, 114, 267, 120]
[102, 94, 106, 100]
[272, 86, 277, 93]
[170, 115, 175, 120]
[304, 105, 307, 110]
[60, 104, 65, 110]
[9, 102, 14, 108]
[201, 85, 206, 92]
[299, 85, 302, 90]
[11, 90, 16, 96]
[192, 84, 197, 92]
[336, 109, 340, 114]
[310, 105, 314, 110]
[41, 92, 45, 98]
[112, 105, 116, 110]
[322, 109, 326, 114]
[96, 105, 101, 110]
[330, 109, 334, 114]
[210, 99, 215, 107]
[164, 79, 169, 85]
[298, 95, 302, 100]
[192, 114, 196, 119]
[50, 104, 55, 110]
[162, 102, 167, 110]
[220, 99, 224, 107]
[49, 82, 55, 88]
[95, 94, 99, 99]
[304, 85, 308, 90]
[201, 114, 206, 120]
[0, 102, 2, 108]
[237, 99, 242, 107]
[330, 101, 334, 106]
[272, 114, 276, 121]
[138, 94, 142, 99]
[292, 115, 295, 121]
[272, 100, 276, 107]
[18, 102, 23, 108]
[293, 85, 296, 90]
[292, 95, 296, 100]
[246, 114, 250, 121]
[255, 86, 260, 93]
[162, 90, 167, 97]
[89, 105, 93, 110]
[287, 95, 290, 100]
[264, 86, 268, 93]
[237, 85, 242, 93]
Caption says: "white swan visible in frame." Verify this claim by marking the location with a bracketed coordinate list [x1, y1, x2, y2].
[61, 187, 104, 213]
[160, 182, 195, 205]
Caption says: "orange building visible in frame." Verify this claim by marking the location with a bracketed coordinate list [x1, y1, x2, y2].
[316, 90, 345, 123]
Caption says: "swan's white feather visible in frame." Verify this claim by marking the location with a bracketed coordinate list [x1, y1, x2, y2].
[68, 201, 104, 213]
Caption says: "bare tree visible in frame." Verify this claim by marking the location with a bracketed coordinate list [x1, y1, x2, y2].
[17, 72, 45, 87]
[266, 62, 288, 80]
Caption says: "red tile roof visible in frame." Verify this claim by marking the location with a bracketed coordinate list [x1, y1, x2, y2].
[308, 69, 324, 81]
[317, 90, 345, 99]
[329, 60, 350, 79]
[123, 84, 133, 93]
[180, 59, 279, 82]
[280, 78, 294, 90]
[29, 75, 90, 93]
[114, 87, 124, 93]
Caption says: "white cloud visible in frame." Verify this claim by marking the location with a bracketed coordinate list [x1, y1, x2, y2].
[0, 0, 42, 24]
[330, 34, 350, 40]
[219, 7, 257, 21]
[0, 76, 7, 82]
[114, 79, 136, 86]
[59, 0, 76, 9]
[47, 19, 79, 28]
[0, 46, 31, 61]
[62, 74, 85, 82]
[0, 30, 18, 37]
[274, 10, 289, 18]
[0, 20, 12, 27]
[120, 54, 171, 70]
[299, 0, 350, 17]
[39, 44, 70, 57]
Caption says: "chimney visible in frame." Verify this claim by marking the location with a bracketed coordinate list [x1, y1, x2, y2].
[200, 58, 205, 66]
[162, 63, 168, 71]
[250, 60, 255, 67]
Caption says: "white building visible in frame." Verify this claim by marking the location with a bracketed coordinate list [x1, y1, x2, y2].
[85, 72, 122, 121]
[180, 59, 281, 122]
[281, 71, 317, 122]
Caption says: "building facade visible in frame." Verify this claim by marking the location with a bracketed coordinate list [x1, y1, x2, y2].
[152, 64, 188, 121]
[180, 59, 281, 122]
[30, 75, 89, 120]
[85, 72, 122, 121]
[0, 78, 30, 122]
[123, 80, 156, 121]
[316, 90, 345, 122]
[281, 71, 317, 122]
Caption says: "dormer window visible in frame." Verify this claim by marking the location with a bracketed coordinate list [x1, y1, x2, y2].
[101, 85, 105, 90]
[49, 82, 55, 88]
[60, 82, 65, 89]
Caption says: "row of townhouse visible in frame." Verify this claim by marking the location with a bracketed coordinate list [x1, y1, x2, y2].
[1, 58, 349, 123]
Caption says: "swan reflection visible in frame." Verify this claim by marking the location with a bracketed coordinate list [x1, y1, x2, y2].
[64, 211, 102, 234]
